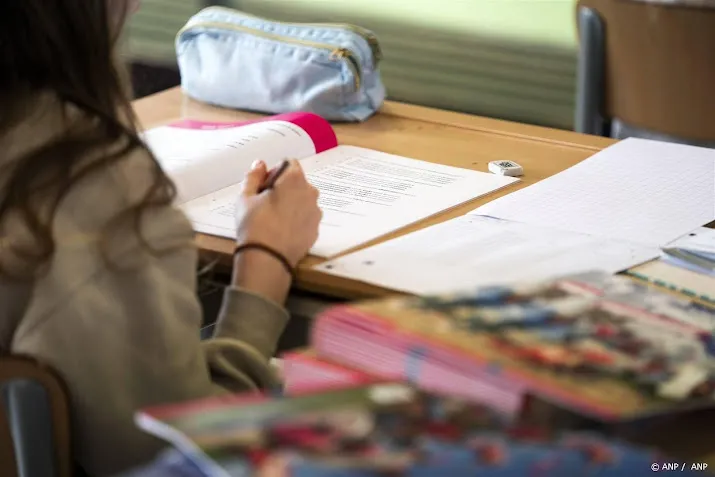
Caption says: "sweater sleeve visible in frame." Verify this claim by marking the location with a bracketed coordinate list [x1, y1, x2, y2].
[204, 286, 289, 391]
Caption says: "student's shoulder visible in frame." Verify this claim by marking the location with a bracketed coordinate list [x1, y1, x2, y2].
[43, 102, 195, 251]
[4, 93, 163, 205]
[56, 139, 194, 255]
[4, 92, 193, 249]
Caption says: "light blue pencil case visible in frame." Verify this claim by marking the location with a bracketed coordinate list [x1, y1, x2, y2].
[176, 7, 386, 122]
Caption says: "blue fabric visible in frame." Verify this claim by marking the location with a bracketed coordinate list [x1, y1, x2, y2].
[118, 437, 674, 477]
[176, 7, 386, 122]
[116, 450, 205, 477]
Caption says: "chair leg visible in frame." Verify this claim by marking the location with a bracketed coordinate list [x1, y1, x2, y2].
[3, 380, 58, 477]
[575, 7, 608, 136]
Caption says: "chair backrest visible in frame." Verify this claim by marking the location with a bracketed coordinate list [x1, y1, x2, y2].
[0, 355, 73, 477]
[575, 0, 715, 144]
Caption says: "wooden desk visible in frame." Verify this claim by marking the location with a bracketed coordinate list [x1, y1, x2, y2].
[132, 90, 715, 466]
[133, 87, 615, 300]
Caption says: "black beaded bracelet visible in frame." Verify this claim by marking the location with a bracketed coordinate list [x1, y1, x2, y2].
[233, 243, 295, 280]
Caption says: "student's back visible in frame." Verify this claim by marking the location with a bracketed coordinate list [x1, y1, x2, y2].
[0, 92, 203, 474]
[0, 1, 322, 475]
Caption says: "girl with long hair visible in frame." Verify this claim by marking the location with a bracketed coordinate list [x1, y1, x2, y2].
[0, 1, 321, 475]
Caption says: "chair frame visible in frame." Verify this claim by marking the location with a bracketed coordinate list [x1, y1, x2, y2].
[575, 6, 607, 137]
[0, 354, 73, 477]
[575, 0, 715, 147]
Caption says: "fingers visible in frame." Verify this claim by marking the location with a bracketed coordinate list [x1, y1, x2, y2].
[274, 160, 316, 195]
[273, 159, 303, 187]
[272, 160, 320, 204]
[240, 160, 268, 196]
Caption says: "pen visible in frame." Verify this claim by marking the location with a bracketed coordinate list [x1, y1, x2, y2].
[258, 160, 290, 193]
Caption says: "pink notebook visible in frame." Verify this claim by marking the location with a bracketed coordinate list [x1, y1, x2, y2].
[142, 112, 517, 257]
[282, 350, 380, 396]
[282, 350, 526, 417]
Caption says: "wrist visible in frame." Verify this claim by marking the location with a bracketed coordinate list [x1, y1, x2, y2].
[234, 243, 295, 278]
[231, 246, 292, 305]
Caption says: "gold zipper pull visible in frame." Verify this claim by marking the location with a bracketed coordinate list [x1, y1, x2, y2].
[329, 48, 349, 60]
[330, 48, 362, 90]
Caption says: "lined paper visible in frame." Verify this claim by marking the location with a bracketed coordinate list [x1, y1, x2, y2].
[473, 138, 715, 247]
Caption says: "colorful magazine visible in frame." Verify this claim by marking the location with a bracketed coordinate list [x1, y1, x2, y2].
[312, 272, 715, 420]
[135, 383, 682, 476]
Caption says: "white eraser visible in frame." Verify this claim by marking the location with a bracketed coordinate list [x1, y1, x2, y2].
[488, 160, 524, 177]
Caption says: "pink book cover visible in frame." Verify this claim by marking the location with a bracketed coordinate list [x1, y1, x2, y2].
[281, 350, 526, 416]
[312, 313, 528, 416]
[282, 350, 380, 396]
[165, 112, 338, 154]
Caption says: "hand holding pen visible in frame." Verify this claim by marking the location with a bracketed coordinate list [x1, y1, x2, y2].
[235, 158, 321, 268]
[258, 160, 290, 193]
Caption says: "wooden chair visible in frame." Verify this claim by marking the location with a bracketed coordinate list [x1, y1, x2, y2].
[575, 0, 715, 147]
[0, 355, 73, 477]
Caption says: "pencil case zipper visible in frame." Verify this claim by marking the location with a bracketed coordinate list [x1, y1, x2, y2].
[177, 8, 381, 92]
[204, 6, 383, 66]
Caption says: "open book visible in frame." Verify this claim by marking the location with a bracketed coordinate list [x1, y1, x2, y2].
[142, 113, 518, 257]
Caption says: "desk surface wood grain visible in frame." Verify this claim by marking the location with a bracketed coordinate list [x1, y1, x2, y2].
[133, 88, 615, 299]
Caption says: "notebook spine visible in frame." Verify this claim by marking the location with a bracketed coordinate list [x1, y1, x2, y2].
[625, 270, 714, 305]
[282, 352, 379, 395]
[313, 307, 528, 416]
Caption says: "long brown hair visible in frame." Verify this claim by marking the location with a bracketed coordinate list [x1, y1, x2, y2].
[0, 0, 176, 279]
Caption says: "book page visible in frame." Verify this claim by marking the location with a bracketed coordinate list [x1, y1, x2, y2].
[472, 138, 715, 247]
[182, 146, 518, 257]
[313, 215, 659, 295]
[142, 119, 318, 203]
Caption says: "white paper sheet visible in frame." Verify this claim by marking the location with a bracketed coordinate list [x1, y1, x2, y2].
[314, 215, 660, 295]
[472, 138, 715, 247]
[666, 227, 715, 254]
[183, 146, 518, 257]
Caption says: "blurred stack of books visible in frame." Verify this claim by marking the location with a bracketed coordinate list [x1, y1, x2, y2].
[123, 271, 715, 476]
[131, 383, 691, 476]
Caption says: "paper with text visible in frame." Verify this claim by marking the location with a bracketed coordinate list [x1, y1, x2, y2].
[182, 146, 518, 257]
[473, 138, 715, 247]
[313, 215, 659, 295]
[143, 120, 316, 203]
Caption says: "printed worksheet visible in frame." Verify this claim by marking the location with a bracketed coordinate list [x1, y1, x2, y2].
[182, 146, 518, 257]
